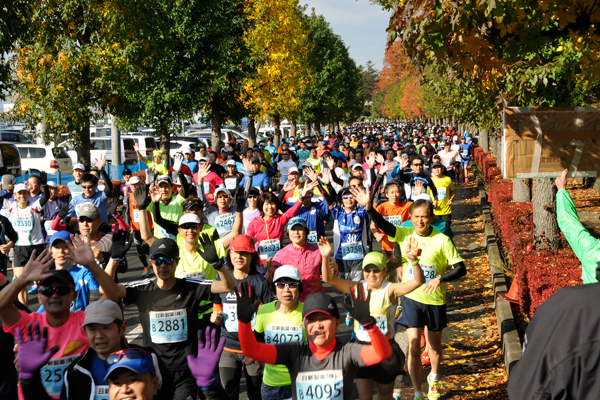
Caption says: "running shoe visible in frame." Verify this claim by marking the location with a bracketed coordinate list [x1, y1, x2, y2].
[427, 373, 441, 400]
[345, 312, 353, 326]
[420, 331, 426, 348]
[142, 266, 150, 277]
[421, 351, 431, 366]
[28, 283, 38, 294]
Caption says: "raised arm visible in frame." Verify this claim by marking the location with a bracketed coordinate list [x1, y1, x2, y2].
[134, 143, 149, 165]
[350, 186, 397, 238]
[317, 237, 354, 295]
[196, 233, 235, 293]
[221, 188, 247, 249]
[389, 236, 425, 299]
[134, 185, 157, 246]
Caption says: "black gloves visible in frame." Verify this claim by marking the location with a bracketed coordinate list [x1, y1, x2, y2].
[234, 186, 246, 210]
[341, 286, 374, 328]
[235, 282, 261, 324]
[110, 228, 132, 260]
[39, 171, 47, 185]
[134, 185, 152, 209]
[58, 203, 70, 220]
[197, 231, 223, 269]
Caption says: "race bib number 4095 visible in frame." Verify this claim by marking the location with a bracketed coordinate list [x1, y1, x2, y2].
[297, 370, 343, 400]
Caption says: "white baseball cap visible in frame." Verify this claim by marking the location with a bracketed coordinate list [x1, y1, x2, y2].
[73, 163, 86, 171]
[288, 167, 300, 175]
[226, 160, 236, 166]
[183, 147, 193, 155]
[129, 176, 141, 184]
[14, 184, 28, 193]
[179, 213, 202, 226]
[351, 164, 363, 171]
[273, 265, 302, 282]
[214, 186, 231, 197]
[47, 181, 58, 188]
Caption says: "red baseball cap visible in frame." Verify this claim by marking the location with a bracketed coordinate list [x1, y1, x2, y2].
[229, 235, 256, 253]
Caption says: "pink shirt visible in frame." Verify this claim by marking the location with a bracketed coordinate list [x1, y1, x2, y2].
[273, 243, 325, 302]
[246, 201, 302, 263]
[5, 310, 89, 399]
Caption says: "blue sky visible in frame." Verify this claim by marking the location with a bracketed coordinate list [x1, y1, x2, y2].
[301, 0, 391, 71]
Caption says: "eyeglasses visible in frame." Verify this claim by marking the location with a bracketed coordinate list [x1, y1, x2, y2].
[79, 217, 94, 223]
[105, 348, 152, 368]
[39, 286, 73, 297]
[412, 163, 423, 167]
[247, 195, 258, 199]
[217, 193, 230, 199]
[180, 223, 199, 230]
[276, 282, 300, 289]
[81, 185, 94, 189]
[342, 195, 354, 200]
[151, 257, 175, 265]
[364, 267, 382, 274]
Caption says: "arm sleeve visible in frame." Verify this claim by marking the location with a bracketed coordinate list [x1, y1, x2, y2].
[101, 169, 113, 196]
[366, 207, 396, 238]
[197, 181, 212, 214]
[277, 189, 288, 203]
[369, 172, 385, 202]
[238, 321, 278, 364]
[556, 189, 600, 283]
[330, 170, 345, 187]
[178, 171, 189, 199]
[359, 326, 392, 366]
[427, 177, 438, 200]
[39, 185, 50, 207]
[21, 375, 54, 400]
[2, 217, 18, 243]
[441, 261, 467, 282]
[152, 201, 178, 236]
[281, 200, 302, 223]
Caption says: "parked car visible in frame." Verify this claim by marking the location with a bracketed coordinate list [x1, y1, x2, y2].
[184, 128, 235, 144]
[15, 144, 73, 174]
[0, 130, 33, 143]
[0, 143, 22, 177]
[127, 135, 158, 159]
[58, 137, 138, 166]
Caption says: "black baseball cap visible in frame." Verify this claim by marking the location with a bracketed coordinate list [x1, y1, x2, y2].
[302, 292, 340, 319]
[149, 238, 179, 259]
[39, 270, 76, 287]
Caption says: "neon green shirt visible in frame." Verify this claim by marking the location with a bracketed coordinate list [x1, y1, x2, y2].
[175, 224, 224, 280]
[254, 301, 305, 387]
[390, 226, 463, 305]
[147, 194, 186, 239]
[145, 160, 168, 175]
[428, 176, 455, 216]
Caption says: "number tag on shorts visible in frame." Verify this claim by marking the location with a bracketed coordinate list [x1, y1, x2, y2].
[355, 314, 387, 342]
[296, 370, 343, 400]
[40, 355, 79, 396]
[341, 242, 363, 261]
[258, 239, 280, 260]
[94, 385, 110, 400]
[264, 324, 302, 344]
[408, 263, 437, 285]
[224, 303, 255, 332]
[214, 214, 235, 237]
[461, 149, 469, 158]
[307, 231, 318, 244]
[437, 188, 447, 200]
[384, 216, 403, 227]
[14, 214, 33, 232]
[149, 309, 188, 343]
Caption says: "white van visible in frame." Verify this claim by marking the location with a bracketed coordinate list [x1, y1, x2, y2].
[15, 144, 73, 174]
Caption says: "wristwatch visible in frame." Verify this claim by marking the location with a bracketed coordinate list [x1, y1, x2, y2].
[436, 274, 443, 283]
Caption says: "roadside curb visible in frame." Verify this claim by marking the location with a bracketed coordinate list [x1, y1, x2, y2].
[477, 178, 522, 376]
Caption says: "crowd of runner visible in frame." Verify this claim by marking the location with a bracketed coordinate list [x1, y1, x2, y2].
[0, 121, 474, 400]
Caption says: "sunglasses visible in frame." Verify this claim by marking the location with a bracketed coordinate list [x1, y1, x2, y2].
[217, 193, 230, 199]
[180, 223, 199, 230]
[342, 195, 354, 200]
[282, 153, 290, 156]
[247, 195, 258, 199]
[39, 286, 73, 297]
[81, 185, 95, 189]
[412, 163, 423, 166]
[364, 267, 382, 274]
[79, 217, 95, 223]
[151, 256, 175, 265]
[105, 348, 152, 368]
[276, 282, 300, 289]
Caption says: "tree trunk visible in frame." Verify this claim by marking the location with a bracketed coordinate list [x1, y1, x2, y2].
[336, 121, 341, 133]
[513, 178, 531, 202]
[76, 125, 91, 167]
[315, 121, 321, 136]
[290, 119, 297, 138]
[305, 120, 311, 136]
[211, 100, 222, 152]
[273, 113, 281, 148]
[532, 178, 560, 250]
[248, 118, 257, 148]
[158, 121, 170, 167]
[480, 129, 489, 152]
[110, 114, 120, 179]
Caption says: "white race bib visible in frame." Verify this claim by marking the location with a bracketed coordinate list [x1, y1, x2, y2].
[40, 355, 80, 396]
[258, 239, 280, 260]
[297, 370, 343, 400]
[181, 270, 205, 279]
[355, 314, 388, 342]
[94, 385, 110, 400]
[14, 214, 33, 232]
[225, 178, 237, 190]
[407, 262, 437, 284]
[341, 241, 363, 261]
[384, 215, 403, 227]
[44, 220, 57, 237]
[264, 324, 302, 344]
[224, 303, 255, 332]
[307, 231, 318, 244]
[149, 309, 188, 343]
[133, 209, 140, 223]
[214, 213, 235, 237]
[203, 182, 210, 195]
[437, 188, 447, 200]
